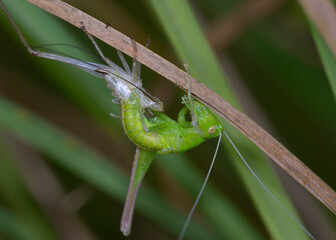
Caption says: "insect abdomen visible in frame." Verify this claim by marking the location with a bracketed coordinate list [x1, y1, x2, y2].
[121, 95, 174, 152]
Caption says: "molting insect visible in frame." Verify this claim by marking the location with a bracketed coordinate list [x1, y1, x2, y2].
[0, 1, 316, 239]
[0, 0, 224, 237]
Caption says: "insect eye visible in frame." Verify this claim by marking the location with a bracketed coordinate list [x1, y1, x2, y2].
[208, 126, 216, 135]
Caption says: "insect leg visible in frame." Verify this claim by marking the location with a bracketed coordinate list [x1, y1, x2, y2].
[80, 23, 118, 69]
[121, 148, 156, 236]
[0, 0, 33, 53]
[130, 38, 142, 85]
[184, 62, 197, 126]
[117, 50, 131, 74]
[131, 39, 150, 82]
[0, 1, 103, 72]
[145, 39, 151, 48]
[134, 92, 149, 132]
[109, 113, 121, 118]
[177, 106, 192, 127]
[131, 39, 150, 81]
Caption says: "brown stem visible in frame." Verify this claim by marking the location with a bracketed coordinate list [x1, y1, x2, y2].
[25, 0, 336, 215]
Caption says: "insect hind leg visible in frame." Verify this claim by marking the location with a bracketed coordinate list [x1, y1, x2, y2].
[0, 1, 66, 60]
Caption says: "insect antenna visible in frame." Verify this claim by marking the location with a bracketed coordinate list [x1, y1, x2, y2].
[222, 130, 316, 240]
[178, 133, 222, 240]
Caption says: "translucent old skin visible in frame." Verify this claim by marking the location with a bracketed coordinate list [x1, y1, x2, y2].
[121, 93, 223, 154]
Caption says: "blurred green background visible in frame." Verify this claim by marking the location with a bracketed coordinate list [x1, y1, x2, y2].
[0, 0, 335, 239]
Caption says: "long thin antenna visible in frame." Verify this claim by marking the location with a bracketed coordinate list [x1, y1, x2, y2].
[178, 133, 222, 240]
[223, 130, 316, 240]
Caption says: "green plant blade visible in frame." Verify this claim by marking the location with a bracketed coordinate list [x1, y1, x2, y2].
[310, 23, 336, 102]
[0, 139, 57, 240]
[159, 154, 262, 240]
[0, 205, 47, 240]
[148, 0, 309, 239]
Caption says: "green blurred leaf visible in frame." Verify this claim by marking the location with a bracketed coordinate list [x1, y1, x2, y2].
[311, 23, 336, 102]
[0, 205, 46, 240]
[0, 139, 56, 240]
[159, 154, 262, 239]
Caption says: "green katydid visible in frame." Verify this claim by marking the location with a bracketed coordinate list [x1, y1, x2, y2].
[119, 81, 223, 235]
[0, 1, 315, 238]
[93, 31, 224, 236]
